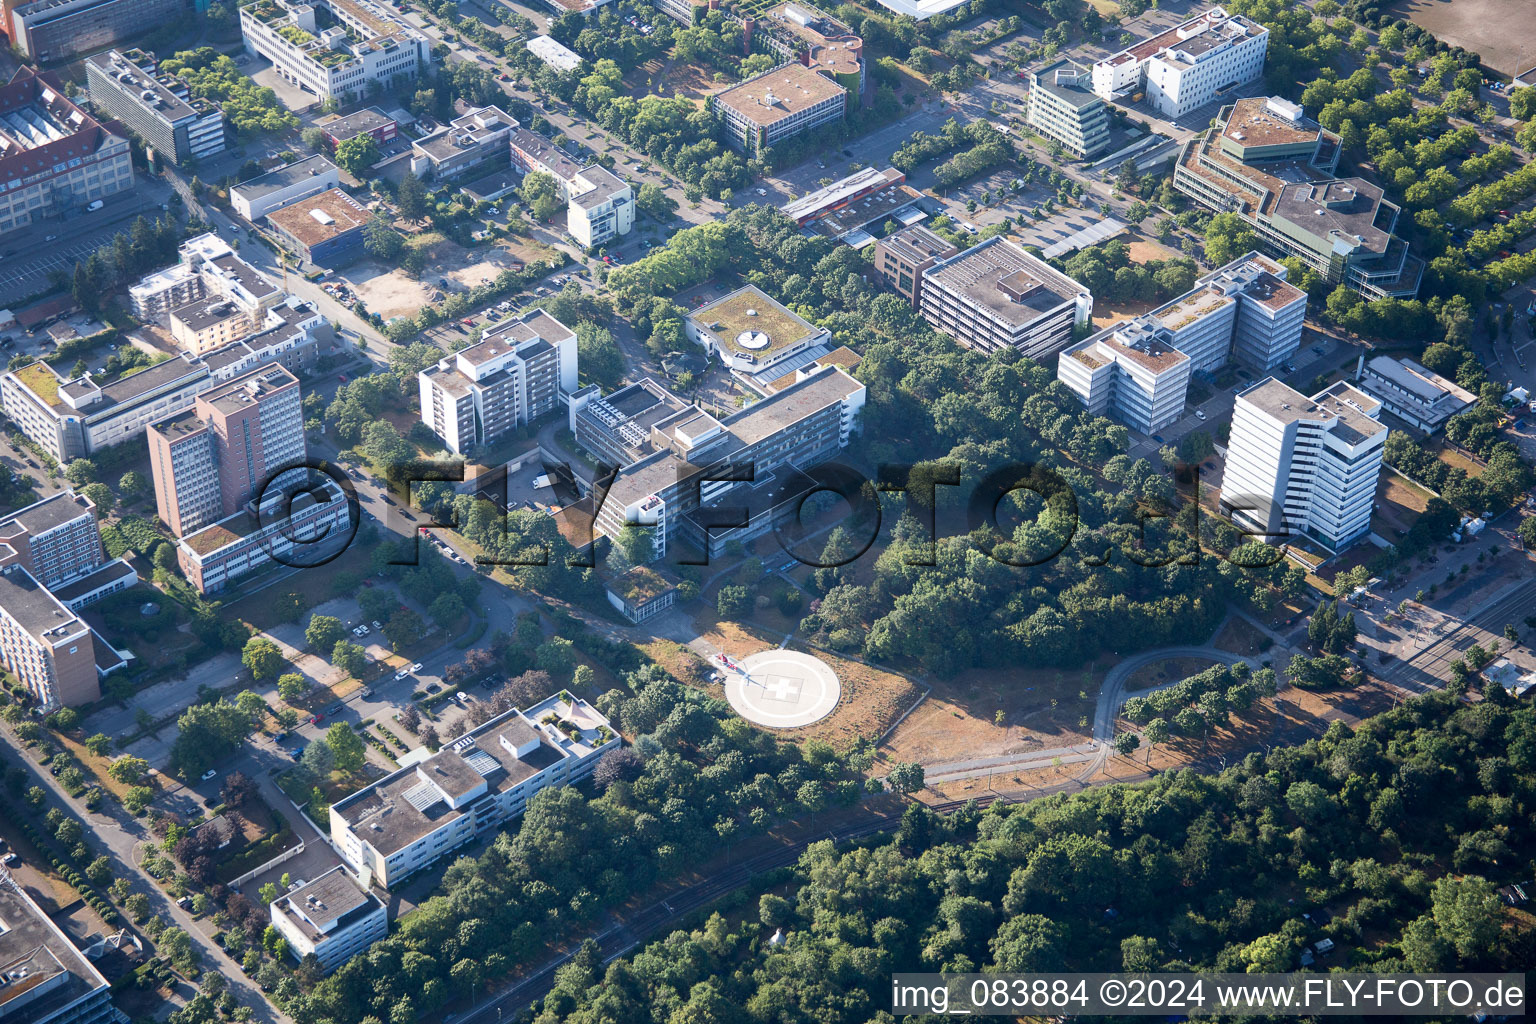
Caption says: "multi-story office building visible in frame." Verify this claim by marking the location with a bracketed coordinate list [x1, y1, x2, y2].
[177, 467, 352, 593]
[7, 0, 186, 61]
[0, 67, 134, 236]
[1357, 356, 1476, 433]
[1091, 6, 1268, 118]
[0, 865, 124, 1024]
[712, 61, 847, 158]
[1026, 59, 1110, 158]
[779, 166, 923, 242]
[268, 868, 388, 973]
[752, 2, 865, 99]
[418, 310, 577, 454]
[0, 564, 100, 709]
[319, 106, 397, 149]
[1173, 96, 1421, 299]
[507, 127, 634, 246]
[873, 224, 958, 307]
[331, 693, 619, 889]
[684, 285, 830, 375]
[1221, 378, 1386, 550]
[1058, 251, 1305, 432]
[149, 365, 305, 538]
[265, 188, 370, 267]
[231, 155, 342, 221]
[0, 493, 104, 590]
[84, 49, 226, 166]
[131, 233, 283, 325]
[411, 105, 515, 182]
[0, 355, 214, 462]
[239, 0, 429, 104]
[569, 365, 864, 558]
[919, 237, 1092, 359]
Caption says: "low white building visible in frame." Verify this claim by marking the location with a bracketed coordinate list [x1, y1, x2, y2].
[268, 867, 387, 973]
[1220, 378, 1386, 550]
[230, 156, 341, 221]
[527, 34, 583, 73]
[330, 694, 620, 889]
[239, 0, 429, 104]
[1357, 356, 1476, 433]
[684, 285, 830, 375]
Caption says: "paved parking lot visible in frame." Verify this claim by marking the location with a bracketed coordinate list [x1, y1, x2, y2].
[0, 187, 169, 305]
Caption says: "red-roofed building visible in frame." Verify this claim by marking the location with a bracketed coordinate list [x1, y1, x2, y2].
[0, 67, 135, 237]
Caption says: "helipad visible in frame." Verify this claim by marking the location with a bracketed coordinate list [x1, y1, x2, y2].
[723, 650, 840, 728]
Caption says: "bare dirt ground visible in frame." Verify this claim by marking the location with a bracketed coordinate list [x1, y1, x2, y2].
[1125, 238, 1184, 264]
[883, 663, 1096, 765]
[1386, 0, 1533, 76]
[625, 58, 731, 104]
[350, 261, 435, 321]
[1124, 655, 1217, 692]
[1090, 296, 1158, 328]
[347, 236, 557, 320]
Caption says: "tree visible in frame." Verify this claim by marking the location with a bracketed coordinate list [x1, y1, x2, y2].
[635, 182, 677, 221]
[305, 614, 345, 652]
[519, 171, 564, 222]
[168, 698, 256, 776]
[396, 170, 428, 223]
[300, 740, 335, 780]
[383, 608, 426, 650]
[1203, 212, 1258, 267]
[85, 733, 112, 756]
[363, 215, 405, 261]
[301, 126, 328, 152]
[278, 673, 307, 702]
[108, 755, 150, 784]
[887, 761, 925, 795]
[717, 585, 750, 619]
[334, 134, 381, 175]
[64, 459, 97, 487]
[428, 592, 466, 628]
[332, 640, 366, 678]
[221, 771, 257, 808]
[1114, 732, 1141, 757]
[242, 637, 283, 680]
[119, 470, 148, 496]
[81, 482, 114, 517]
[325, 723, 366, 774]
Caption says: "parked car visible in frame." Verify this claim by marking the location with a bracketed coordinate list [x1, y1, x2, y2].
[200, 769, 217, 781]
[456, 691, 469, 703]
[1195, 409, 1207, 420]
[411, 662, 423, 672]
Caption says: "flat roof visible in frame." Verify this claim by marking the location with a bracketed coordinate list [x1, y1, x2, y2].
[199, 364, 298, 417]
[526, 34, 583, 73]
[1274, 178, 1391, 255]
[1240, 377, 1385, 442]
[86, 49, 200, 124]
[1031, 57, 1100, 110]
[762, 2, 862, 77]
[714, 63, 845, 126]
[267, 188, 370, 247]
[0, 491, 93, 539]
[1365, 355, 1477, 405]
[688, 285, 820, 358]
[0, 564, 88, 643]
[924, 237, 1087, 330]
[761, 345, 862, 391]
[1223, 96, 1320, 149]
[273, 867, 380, 938]
[609, 565, 677, 606]
[50, 558, 137, 604]
[171, 297, 244, 333]
[0, 872, 108, 1020]
[1110, 6, 1263, 66]
[232, 155, 339, 203]
[11, 361, 63, 407]
[60, 355, 208, 415]
[814, 183, 922, 238]
[781, 166, 899, 221]
[322, 106, 394, 140]
[571, 164, 628, 208]
[879, 223, 958, 264]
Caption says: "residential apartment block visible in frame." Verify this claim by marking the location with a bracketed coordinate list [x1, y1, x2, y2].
[268, 868, 387, 973]
[131, 233, 283, 327]
[1221, 378, 1386, 550]
[1173, 96, 1421, 299]
[0, 67, 134, 237]
[1091, 6, 1268, 118]
[84, 49, 226, 166]
[171, 298, 252, 354]
[149, 365, 305, 538]
[1058, 252, 1306, 433]
[919, 237, 1092, 359]
[0, 492, 104, 590]
[0, 564, 99, 709]
[1026, 59, 1110, 158]
[873, 224, 959, 307]
[230, 155, 342, 221]
[331, 693, 619, 889]
[418, 310, 577, 454]
[1357, 355, 1476, 433]
[568, 364, 864, 559]
[712, 61, 846, 158]
[7, 0, 185, 61]
[0, 867, 124, 1024]
[507, 127, 634, 246]
[239, 0, 429, 104]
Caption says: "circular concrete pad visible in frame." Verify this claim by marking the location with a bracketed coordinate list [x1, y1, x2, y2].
[724, 650, 841, 729]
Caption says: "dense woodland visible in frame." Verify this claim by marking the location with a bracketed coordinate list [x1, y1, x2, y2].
[525, 692, 1535, 1024]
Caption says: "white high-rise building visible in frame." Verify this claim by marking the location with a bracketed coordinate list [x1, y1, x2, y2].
[1220, 378, 1386, 550]
[1091, 7, 1268, 118]
[1058, 252, 1305, 433]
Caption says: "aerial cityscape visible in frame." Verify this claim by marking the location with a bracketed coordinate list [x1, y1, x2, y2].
[0, 0, 1532, 1019]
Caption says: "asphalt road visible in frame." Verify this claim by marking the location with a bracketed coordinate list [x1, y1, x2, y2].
[1376, 575, 1536, 692]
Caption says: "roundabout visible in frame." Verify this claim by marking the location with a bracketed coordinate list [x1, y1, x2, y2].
[723, 649, 841, 729]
